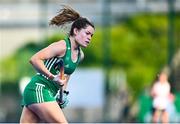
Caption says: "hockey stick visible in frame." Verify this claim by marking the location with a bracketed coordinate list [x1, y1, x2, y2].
[54, 59, 65, 104]
[59, 59, 65, 103]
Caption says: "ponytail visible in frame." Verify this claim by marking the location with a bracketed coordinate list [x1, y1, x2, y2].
[49, 5, 81, 26]
[50, 5, 95, 36]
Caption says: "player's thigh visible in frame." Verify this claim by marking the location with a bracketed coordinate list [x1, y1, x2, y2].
[20, 106, 40, 123]
[28, 101, 67, 123]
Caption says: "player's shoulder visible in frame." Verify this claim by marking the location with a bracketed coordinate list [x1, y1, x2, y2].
[79, 48, 84, 61]
[57, 39, 66, 45]
[50, 40, 66, 49]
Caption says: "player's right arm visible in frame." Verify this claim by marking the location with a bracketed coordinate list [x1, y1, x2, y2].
[29, 40, 66, 81]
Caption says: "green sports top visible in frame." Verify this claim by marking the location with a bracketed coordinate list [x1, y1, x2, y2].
[44, 37, 81, 75]
[36, 37, 81, 91]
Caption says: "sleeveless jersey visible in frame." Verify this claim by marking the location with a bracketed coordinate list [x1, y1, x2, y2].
[37, 37, 81, 92]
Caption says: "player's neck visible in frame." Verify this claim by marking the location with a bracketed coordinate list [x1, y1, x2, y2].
[69, 36, 79, 51]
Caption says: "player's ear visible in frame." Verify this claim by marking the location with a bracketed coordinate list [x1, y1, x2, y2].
[73, 28, 79, 35]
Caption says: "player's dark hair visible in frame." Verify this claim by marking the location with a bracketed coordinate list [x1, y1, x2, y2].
[69, 17, 95, 36]
[50, 5, 94, 36]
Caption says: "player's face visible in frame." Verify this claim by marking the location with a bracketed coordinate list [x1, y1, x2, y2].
[74, 25, 95, 48]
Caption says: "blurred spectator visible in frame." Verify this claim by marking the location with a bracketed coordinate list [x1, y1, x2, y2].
[151, 72, 174, 123]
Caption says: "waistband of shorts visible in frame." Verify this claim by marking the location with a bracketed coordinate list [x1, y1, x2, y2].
[33, 74, 60, 92]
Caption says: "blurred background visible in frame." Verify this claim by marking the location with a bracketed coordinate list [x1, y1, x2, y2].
[0, 0, 180, 123]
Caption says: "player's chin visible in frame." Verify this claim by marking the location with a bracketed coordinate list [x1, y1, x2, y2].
[81, 44, 88, 48]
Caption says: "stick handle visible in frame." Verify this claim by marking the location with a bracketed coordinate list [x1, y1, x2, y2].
[60, 65, 65, 80]
[59, 60, 64, 103]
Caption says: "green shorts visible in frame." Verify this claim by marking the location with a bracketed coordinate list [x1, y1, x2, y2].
[21, 75, 59, 106]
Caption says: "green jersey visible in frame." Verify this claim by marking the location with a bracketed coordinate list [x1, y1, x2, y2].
[37, 37, 81, 91]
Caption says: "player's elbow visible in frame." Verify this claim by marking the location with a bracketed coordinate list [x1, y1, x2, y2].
[29, 55, 37, 65]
